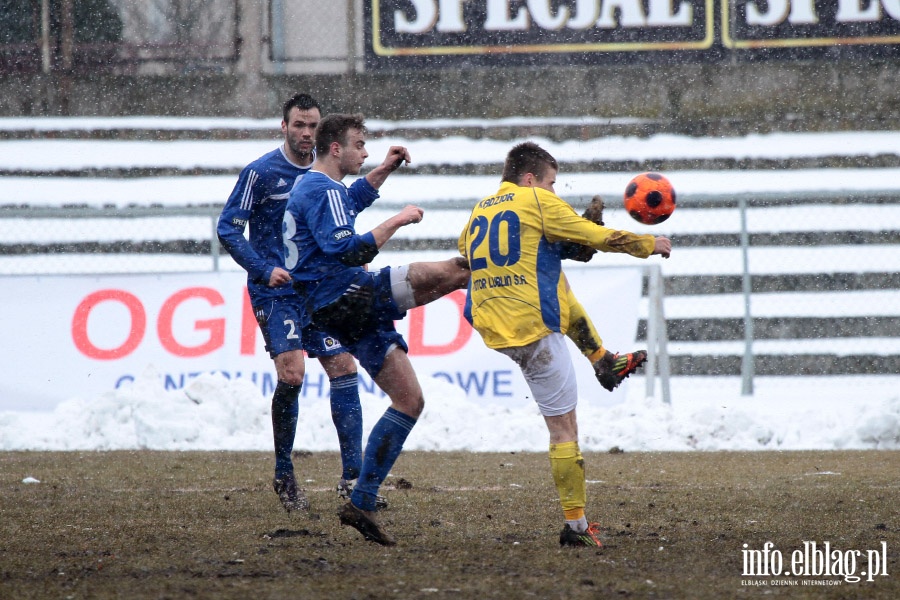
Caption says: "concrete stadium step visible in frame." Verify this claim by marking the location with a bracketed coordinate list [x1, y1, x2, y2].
[3, 122, 898, 178]
[657, 272, 900, 295]
[663, 353, 900, 376]
[638, 316, 900, 342]
[378, 155, 900, 175]
[2, 114, 897, 141]
[379, 230, 899, 253]
[4, 154, 899, 179]
[5, 237, 896, 269]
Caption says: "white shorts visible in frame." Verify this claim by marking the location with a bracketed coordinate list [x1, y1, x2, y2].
[497, 333, 578, 417]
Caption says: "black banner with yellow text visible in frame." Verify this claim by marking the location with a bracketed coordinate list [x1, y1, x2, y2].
[365, 0, 900, 68]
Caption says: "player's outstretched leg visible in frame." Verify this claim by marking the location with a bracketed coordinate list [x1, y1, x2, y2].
[404, 256, 470, 307]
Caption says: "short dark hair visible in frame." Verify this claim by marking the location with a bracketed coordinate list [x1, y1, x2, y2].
[282, 93, 320, 123]
[314, 113, 366, 157]
[501, 142, 559, 184]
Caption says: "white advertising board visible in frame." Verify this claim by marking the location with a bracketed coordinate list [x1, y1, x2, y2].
[0, 267, 642, 412]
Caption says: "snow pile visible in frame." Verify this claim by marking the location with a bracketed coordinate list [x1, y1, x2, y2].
[2, 368, 898, 452]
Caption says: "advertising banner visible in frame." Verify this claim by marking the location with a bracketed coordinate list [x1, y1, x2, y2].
[365, 1, 900, 68]
[0, 267, 643, 412]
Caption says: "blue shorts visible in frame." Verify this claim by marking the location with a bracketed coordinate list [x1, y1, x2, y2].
[254, 295, 347, 359]
[309, 267, 408, 378]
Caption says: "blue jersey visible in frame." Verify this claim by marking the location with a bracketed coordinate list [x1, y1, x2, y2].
[217, 146, 311, 306]
[283, 170, 380, 318]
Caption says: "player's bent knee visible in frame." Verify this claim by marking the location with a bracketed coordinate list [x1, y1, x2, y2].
[394, 395, 425, 419]
[319, 352, 357, 379]
[274, 350, 306, 386]
[280, 372, 304, 387]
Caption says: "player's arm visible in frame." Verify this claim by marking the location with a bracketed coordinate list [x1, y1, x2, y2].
[366, 205, 424, 249]
[541, 193, 658, 258]
[305, 187, 414, 267]
[346, 176, 381, 213]
[560, 196, 603, 262]
[217, 168, 277, 285]
[364, 145, 411, 190]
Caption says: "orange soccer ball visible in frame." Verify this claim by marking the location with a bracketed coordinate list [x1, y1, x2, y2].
[623, 172, 676, 225]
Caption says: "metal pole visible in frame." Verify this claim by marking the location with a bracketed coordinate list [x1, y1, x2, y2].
[41, 0, 51, 73]
[269, 0, 286, 74]
[61, 0, 74, 71]
[211, 215, 220, 272]
[739, 196, 755, 395]
[644, 264, 672, 404]
[655, 265, 672, 405]
[645, 266, 658, 399]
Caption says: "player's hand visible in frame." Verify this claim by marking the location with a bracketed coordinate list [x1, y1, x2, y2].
[653, 236, 672, 258]
[268, 267, 292, 286]
[561, 195, 604, 262]
[397, 204, 424, 226]
[384, 145, 412, 171]
[366, 146, 413, 190]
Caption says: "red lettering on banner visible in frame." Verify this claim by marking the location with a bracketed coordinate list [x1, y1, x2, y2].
[240, 288, 257, 355]
[72, 289, 146, 360]
[407, 290, 472, 356]
[157, 287, 225, 357]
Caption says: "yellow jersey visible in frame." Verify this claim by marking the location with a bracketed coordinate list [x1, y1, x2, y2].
[458, 181, 656, 349]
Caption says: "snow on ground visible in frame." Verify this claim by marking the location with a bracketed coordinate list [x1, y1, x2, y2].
[1, 367, 898, 452]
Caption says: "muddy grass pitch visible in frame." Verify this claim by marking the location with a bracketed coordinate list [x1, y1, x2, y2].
[1, 450, 897, 599]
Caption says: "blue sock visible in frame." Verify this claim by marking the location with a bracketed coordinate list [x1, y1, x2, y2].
[271, 381, 300, 478]
[330, 373, 363, 481]
[351, 407, 416, 511]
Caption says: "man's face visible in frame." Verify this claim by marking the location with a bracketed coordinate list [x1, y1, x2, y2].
[532, 167, 558, 193]
[337, 127, 369, 176]
[283, 106, 321, 163]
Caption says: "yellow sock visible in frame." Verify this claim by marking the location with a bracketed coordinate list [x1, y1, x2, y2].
[549, 441, 586, 519]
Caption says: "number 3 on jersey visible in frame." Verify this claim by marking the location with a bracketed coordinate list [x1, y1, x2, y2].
[283, 212, 299, 270]
[467, 211, 521, 271]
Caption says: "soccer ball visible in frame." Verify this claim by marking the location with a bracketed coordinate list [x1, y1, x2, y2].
[623, 172, 676, 225]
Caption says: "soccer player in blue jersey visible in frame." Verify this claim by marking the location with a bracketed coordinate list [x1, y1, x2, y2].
[217, 94, 377, 514]
[459, 142, 671, 547]
[284, 113, 470, 545]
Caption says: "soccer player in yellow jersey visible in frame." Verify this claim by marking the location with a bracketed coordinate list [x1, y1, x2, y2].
[458, 142, 672, 547]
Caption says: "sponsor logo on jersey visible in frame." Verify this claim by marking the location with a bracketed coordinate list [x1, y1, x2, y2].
[277, 178, 288, 187]
[333, 229, 352, 241]
[231, 217, 247, 227]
